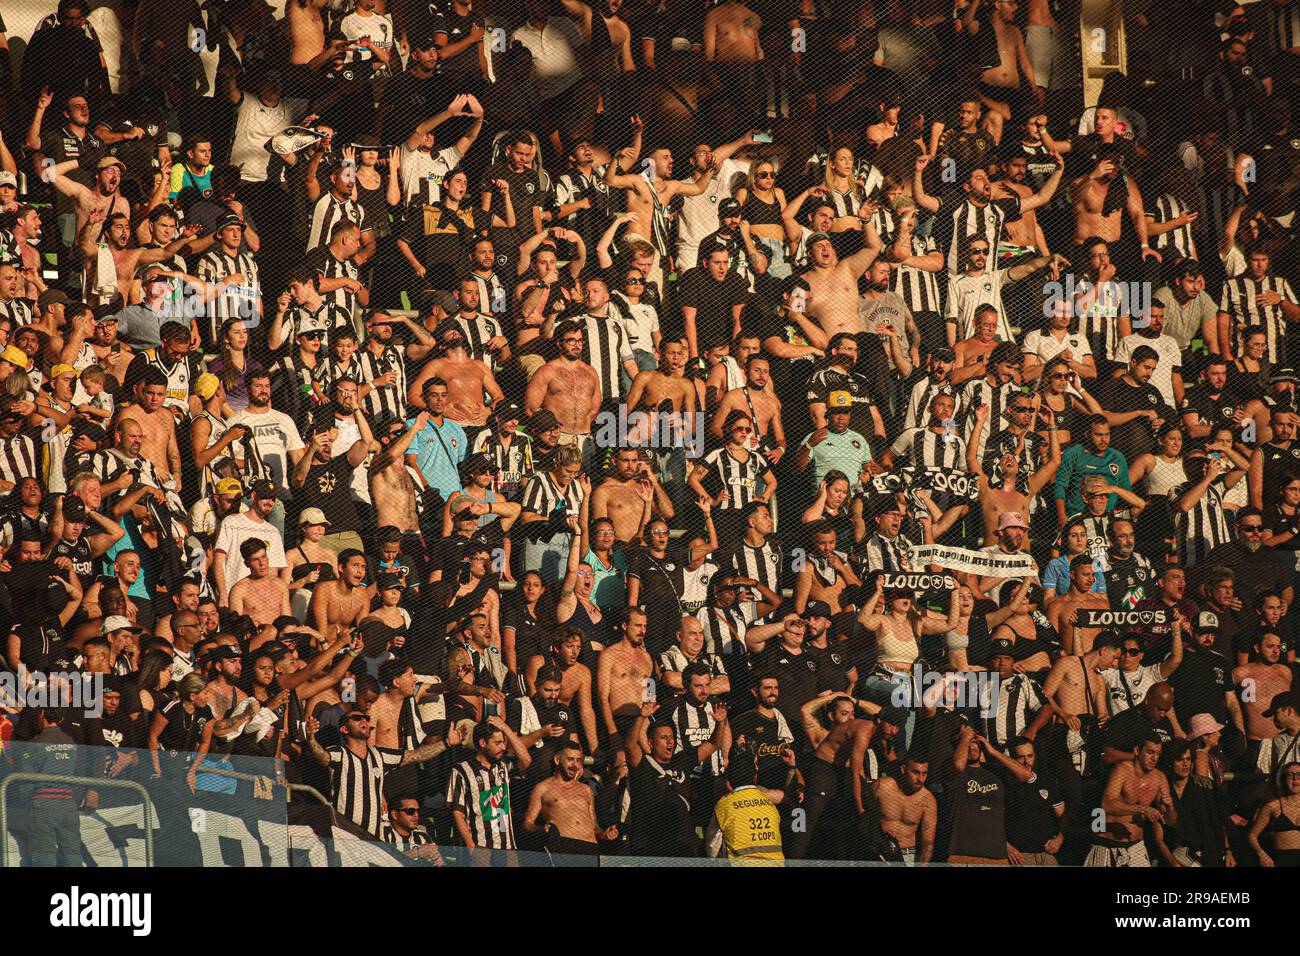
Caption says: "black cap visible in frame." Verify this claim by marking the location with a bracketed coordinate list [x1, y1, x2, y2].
[463, 451, 494, 475]
[1272, 368, 1299, 385]
[1262, 691, 1300, 717]
[991, 638, 1015, 658]
[215, 212, 243, 232]
[62, 496, 87, 522]
[718, 197, 742, 217]
[250, 478, 276, 499]
[376, 572, 406, 591]
[529, 409, 561, 433]
[802, 599, 832, 620]
[876, 705, 908, 728]
[202, 645, 242, 663]
[494, 402, 522, 421]
[930, 346, 956, 363]
[434, 318, 464, 341]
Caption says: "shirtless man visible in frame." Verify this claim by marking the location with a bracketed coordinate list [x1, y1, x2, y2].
[603, 116, 719, 254]
[525, 320, 602, 439]
[592, 448, 673, 543]
[369, 661, 428, 750]
[1047, 555, 1112, 655]
[994, 154, 1049, 255]
[79, 211, 143, 305]
[703, 0, 763, 64]
[875, 755, 939, 864]
[963, 0, 1039, 139]
[1027, 634, 1119, 782]
[369, 413, 428, 534]
[523, 740, 619, 854]
[526, 628, 599, 753]
[1235, 633, 1294, 743]
[595, 608, 655, 753]
[790, 693, 880, 859]
[406, 322, 504, 426]
[227, 539, 292, 627]
[710, 355, 785, 463]
[967, 400, 1060, 544]
[309, 549, 374, 644]
[288, 0, 340, 67]
[117, 369, 181, 490]
[623, 338, 705, 459]
[1090, 736, 1172, 866]
[1069, 147, 1158, 259]
[47, 155, 134, 242]
[797, 219, 884, 340]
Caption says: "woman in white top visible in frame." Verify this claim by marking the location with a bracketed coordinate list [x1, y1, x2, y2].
[610, 265, 660, 369]
[1128, 424, 1189, 499]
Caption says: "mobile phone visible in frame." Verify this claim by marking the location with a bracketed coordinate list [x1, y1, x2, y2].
[641, 678, 656, 704]
[753, 131, 774, 144]
[483, 701, 500, 718]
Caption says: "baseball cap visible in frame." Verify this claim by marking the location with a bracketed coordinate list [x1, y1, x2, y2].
[0, 171, 16, 188]
[101, 615, 143, 635]
[376, 572, 406, 591]
[991, 637, 1015, 658]
[250, 478, 277, 500]
[997, 511, 1029, 531]
[494, 402, 522, 421]
[463, 452, 494, 475]
[827, 390, 853, 410]
[930, 346, 957, 363]
[718, 197, 742, 217]
[1195, 611, 1220, 633]
[876, 705, 907, 728]
[0, 345, 29, 370]
[802, 600, 832, 620]
[807, 231, 833, 248]
[193, 372, 220, 401]
[352, 134, 382, 150]
[96, 156, 126, 171]
[214, 476, 243, 497]
[1262, 691, 1300, 717]
[62, 496, 87, 522]
[529, 409, 561, 433]
[48, 363, 76, 381]
[202, 645, 242, 664]
[434, 318, 463, 341]
[38, 289, 72, 310]
[215, 213, 243, 232]
[1272, 367, 1299, 385]
[298, 507, 330, 528]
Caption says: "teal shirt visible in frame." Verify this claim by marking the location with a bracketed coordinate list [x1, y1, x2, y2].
[407, 416, 468, 499]
[801, 427, 873, 487]
[1053, 444, 1131, 516]
[584, 548, 628, 610]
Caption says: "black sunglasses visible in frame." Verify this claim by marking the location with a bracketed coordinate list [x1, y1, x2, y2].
[301, 331, 325, 340]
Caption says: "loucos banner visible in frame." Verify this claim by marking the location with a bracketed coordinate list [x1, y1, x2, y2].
[1075, 608, 1171, 629]
[880, 572, 958, 591]
[907, 545, 1037, 577]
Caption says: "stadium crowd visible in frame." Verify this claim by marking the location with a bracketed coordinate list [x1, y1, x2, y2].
[1, 0, 1300, 867]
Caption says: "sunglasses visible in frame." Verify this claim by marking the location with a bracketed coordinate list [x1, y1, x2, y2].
[732, 426, 753, 434]
[302, 331, 324, 340]
[1240, 524, 1263, 532]
[625, 277, 645, 285]
[1011, 405, 1033, 413]
[1122, 648, 1142, 656]
[394, 806, 420, 814]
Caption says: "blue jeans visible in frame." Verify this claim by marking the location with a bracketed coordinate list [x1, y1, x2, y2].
[633, 349, 658, 371]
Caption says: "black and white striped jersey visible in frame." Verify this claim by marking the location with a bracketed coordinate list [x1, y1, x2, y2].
[140, 348, 192, 415]
[1147, 193, 1197, 261]
[520, 470, 585, 519]
[724, 538, 784, 593]
[961, 376, 1020, 460]
[663, 696, 724, 776]
[696, 604, 751, 660]
[359, 343, 408, 422]
[1077, 279, 1125, 361]
[700, 446, 769, 510]
[472, 430, 532, 501]
[326, 743, 405, 838]
[306, 246, 361, 317]
[0, 434, 38, 488]
[936, 195, 1021, 275]
[0, 296, 35, 327]
[857, 530, 912, 575]
[891, 232, 943, 315]
[985, 672, 1044, 749]
[1169, 476, 1232, 566]
[1218, 274, 1298, 364]
[307, 192, 366, 251]
[452, 312, 505, 372]
[658, 646, 728, 679]
[384, 823, 434, 853]
[446, 756, 517, 849]
[1272, 1, 1300, 52]
[889, 427, 967, 471]
[903, 376, 963, 432]
[579, 312, 635, 400]
[195, 249, 261, 342]
[469, 271, 510, 322]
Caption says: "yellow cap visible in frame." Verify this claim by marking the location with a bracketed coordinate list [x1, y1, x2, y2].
[194, 372, 220, 401]
[0, 345, 29, 370]
[827, 390, 853, 409]
[48, 363, 76, 380]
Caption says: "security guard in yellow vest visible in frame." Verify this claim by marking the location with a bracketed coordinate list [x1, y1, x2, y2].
[706, 742, 784, 862]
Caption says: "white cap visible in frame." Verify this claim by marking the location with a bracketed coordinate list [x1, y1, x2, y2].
[102, 615, 141, 635]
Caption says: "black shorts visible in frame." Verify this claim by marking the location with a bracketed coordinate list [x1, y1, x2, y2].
[546, 833, 600, 856]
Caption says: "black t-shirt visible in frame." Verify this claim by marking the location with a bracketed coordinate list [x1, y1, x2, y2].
[1168, 647, 1232, 728]
[676, 267, 749, 353]
[1264, 502, 1300, 550]
[502, 598, 545, 672]
[1005, 770, 1063, 853]
[1102, 706, 1176, 755]
[155, 700, 215, 756]
[1105, 553, 1154, 610]
[729, 708, 793, 790]
[298, 456, 360, 532]
[1096, 376, 1170, 462]
[948, 764, 1007, 859]
[626, 750, 698, 855]
[433, 6, 485, 76]
[50, 536, 96, 589]
[1179, 386, 1239, 436]
[757, 643, 819, 731]
[480, 159, 553, 247]
[506, 694, 578, 781]
[805, 642, 854, 695]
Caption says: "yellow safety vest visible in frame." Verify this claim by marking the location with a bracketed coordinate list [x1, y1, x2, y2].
[712, 787, 784, 861]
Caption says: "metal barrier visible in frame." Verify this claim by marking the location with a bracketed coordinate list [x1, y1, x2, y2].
[0, 773, 156, 867]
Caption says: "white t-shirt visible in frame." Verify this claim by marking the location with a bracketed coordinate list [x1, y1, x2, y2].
[214, 511, 287, 593]
[399, 144, 463, 205]
[339, 11, 395, 64]
[230, 94, 307, 183]
[1022, 328, 1092, 367]
[611, 292, 660, 352]
[228, 408, 304, 497]
[1103, 662, 1165, 714]
[1113, 332, 1183, 407]
[675, 158, 751, 269]
[945, 269, 1015, 341]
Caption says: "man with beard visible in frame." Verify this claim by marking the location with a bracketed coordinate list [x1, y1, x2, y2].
[875, 754, 937, 864]
[806, 333, 886, 446]
[1103, 518, 1154, 610]
[1095, 346, 1174, 465]
[1180, 356, 1254, 442]
[948, 724, 1033, 865]
[523, 740, 619, 855]
[591, 447, 674, 545]
[710, 355, 785, 461]
[360, 312, 430, 423]
[1113, 301, 1184, 410]
[1166, 610, 1244, 747]
[1054, 417, 1130, 526]
[508, 665, 580, 792]
[960, 342, 1026, 461]
[729, 673, 797, 798]
[407, 322, 505, 432]
[1200, 508, 1294, 610]
[46, 155, 132, 246]
[1066, 146, 1159, 282]
[524, 321, 602, 450]
[596, 608, 655, 758]
[1102, 682, 1179, 765]
[945, 240, 1067, 345]
[624, 702, 714, 857]
[902, 347, 961, 432]
[1155, 260, 1219, 353]
[1004, 736, 1067, 866]
[789, 693, 880, 860]
[1250, 407, 1300, 511]
[448, 277, 510, 372]
[699, 197, 766, 290]
[1235, 633, 1294, 747]
[1090, 736, 1171, 867]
